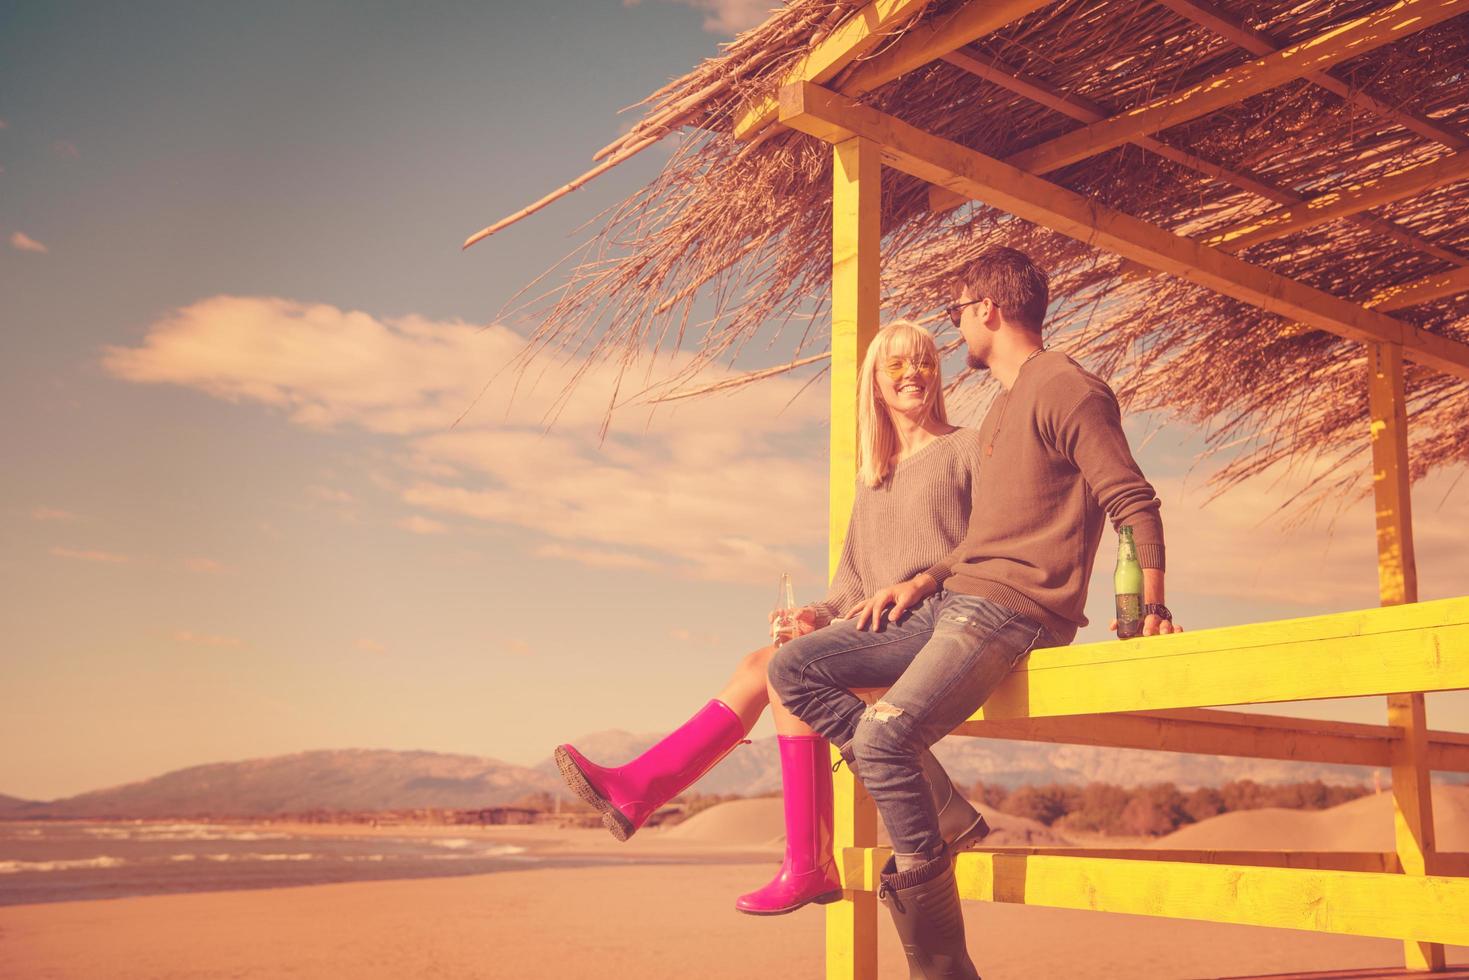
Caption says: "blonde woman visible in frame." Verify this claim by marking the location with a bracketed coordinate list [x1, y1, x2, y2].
[555, 320, 988, 915]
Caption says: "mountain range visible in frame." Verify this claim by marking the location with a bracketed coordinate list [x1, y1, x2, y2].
[4, 728, 1445, 819]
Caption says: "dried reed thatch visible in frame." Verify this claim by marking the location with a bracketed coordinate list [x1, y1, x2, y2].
[477, 0, 1469, 511]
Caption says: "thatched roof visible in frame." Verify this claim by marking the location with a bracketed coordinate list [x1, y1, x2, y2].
[473, 0, 1469, 508]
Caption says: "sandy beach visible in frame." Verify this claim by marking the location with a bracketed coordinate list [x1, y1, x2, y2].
[3, 857, 1467, 979]
[4, 792, 1469, 979]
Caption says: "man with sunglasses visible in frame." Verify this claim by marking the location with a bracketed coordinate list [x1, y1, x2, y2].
[769, 245, 1173, 979]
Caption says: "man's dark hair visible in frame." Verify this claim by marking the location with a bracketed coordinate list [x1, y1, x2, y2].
[954, 246, 1050, 331]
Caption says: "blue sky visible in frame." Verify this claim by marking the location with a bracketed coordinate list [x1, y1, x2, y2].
[2, 0, 1465, 801]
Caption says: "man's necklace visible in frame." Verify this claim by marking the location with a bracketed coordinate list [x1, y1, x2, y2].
[984, 347, 1048, 458]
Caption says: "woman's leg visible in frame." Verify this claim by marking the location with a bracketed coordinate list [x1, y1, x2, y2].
[769, 677, 818, 735]
[714, 644, 782, 733]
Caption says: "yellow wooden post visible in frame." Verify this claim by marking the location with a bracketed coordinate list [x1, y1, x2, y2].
[1367, 340, 1443, 972]
[827, 134, 880, 980]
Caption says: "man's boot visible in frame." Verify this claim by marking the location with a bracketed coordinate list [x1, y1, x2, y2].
[923, 751, 989, 851]
[878, 849, 980, 980]
[840, 747, 989, 850]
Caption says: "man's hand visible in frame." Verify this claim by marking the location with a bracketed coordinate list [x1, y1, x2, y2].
[1108, 615, 1182, 637]
[845, 574, 939, 631]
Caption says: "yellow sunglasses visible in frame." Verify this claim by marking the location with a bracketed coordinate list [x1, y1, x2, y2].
[882, 356, 937, 382]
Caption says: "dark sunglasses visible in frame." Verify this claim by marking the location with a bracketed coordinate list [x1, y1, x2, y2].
[945, 297, 986, 328]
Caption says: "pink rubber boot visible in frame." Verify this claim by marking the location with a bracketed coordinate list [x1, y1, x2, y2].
[735, 735, 842, 915]
[554, 699, 745, 841]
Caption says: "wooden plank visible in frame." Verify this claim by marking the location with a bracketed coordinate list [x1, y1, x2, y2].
[731, 0, 931, 140]
[1206, 150, 1469, 253]
[826, 135, 880, 980]
[834, 0, 1054, 101]
[1003, 0, 1469, 176]
[1368, 343, 1418, 606]
[1372, 264, 1469, 311]
[937, 47, 1468, 270]
[954, 709, 1393, 766]
[849, 847, 1469, 886]
[842, 850, 1469, 943]
[955, 598, 1469, 719]
[955, 708, 1469, 770]
[776, 81, 1469, 381]
[947, 854, 1469, 945]
[1155, 0, 1469, 152]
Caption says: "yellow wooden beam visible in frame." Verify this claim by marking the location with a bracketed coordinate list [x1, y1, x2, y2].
[940, 854, 1469, 945]
[775, 81, 1469, 381]
[965, 599, 1469, 720]
[1155, 0, 1469, 152]
[735, 0, 1051, 141]
[957, 708, 1469, 771]
[1369, 343, 1418, 607]
[731, 0, 931, 140]
[1003, 0, 1469, 177]
[826, 135, 880, 980]
[854, 846, 1468, 877]
[1206, 150, 1469, 253]
[1372, 264, 1469, 312]
[1368, 341, 1441, 969]
[834, 0, 1053, 101]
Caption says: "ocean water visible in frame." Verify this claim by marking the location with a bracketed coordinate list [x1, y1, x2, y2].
[0, 821, 701, 907]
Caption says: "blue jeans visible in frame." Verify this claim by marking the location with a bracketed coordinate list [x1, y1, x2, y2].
[769, 592, 1045, 858]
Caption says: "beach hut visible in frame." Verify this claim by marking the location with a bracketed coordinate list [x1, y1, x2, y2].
[468, 1, 1469, 974]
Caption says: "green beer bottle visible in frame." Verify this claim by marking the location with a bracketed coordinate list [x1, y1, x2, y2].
[1114, 525, 1143, 640]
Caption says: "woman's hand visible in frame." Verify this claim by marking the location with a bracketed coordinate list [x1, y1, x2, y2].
[770, 605, 824, 645]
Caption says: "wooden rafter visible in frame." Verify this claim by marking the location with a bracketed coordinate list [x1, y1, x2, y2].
[1004, 0, 1469, 177]
[778, 81, 1469, 381]
[1154, 0, 1469, 152]
[1372, 264, 1469, 311]
[736, 0, 1053, 140]
[937, 47, 1468, 268]
[832, 0, 1054, 101]
[1206, 150, 1469, 253]
[731, 0, 932, 140]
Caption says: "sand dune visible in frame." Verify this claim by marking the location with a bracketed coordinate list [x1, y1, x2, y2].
[1155, 784, 1469, 851]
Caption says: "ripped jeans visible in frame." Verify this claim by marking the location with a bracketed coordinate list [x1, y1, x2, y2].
[769, 592, 1046, 858]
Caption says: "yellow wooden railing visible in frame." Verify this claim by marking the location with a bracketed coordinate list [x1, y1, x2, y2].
[822, 134, 1467, 976]
[824, 601, 1469, 976]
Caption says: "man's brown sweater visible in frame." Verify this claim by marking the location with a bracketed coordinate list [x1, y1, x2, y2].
[925, 351, 1164, 645]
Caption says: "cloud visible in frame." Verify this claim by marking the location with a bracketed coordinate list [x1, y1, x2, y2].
[532, 542, 661, 571]
[104, 295, 828, 584]
[0, 119, 7, 129]
[10, 231, 48, 253]
[183, 557, 229, 574]
[503, 638, 533, 657]
[173, 630, 246, 649]
[395, 514, 447, 535]
[51, 139, 79, 160]
[50, 546, 129, 564]
[625, 0, 771, 34]
[31, 506, 79, 522]
[356, 637, 387, 655]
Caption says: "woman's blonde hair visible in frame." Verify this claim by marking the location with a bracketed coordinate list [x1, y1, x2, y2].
[856, 320, 949, 488]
